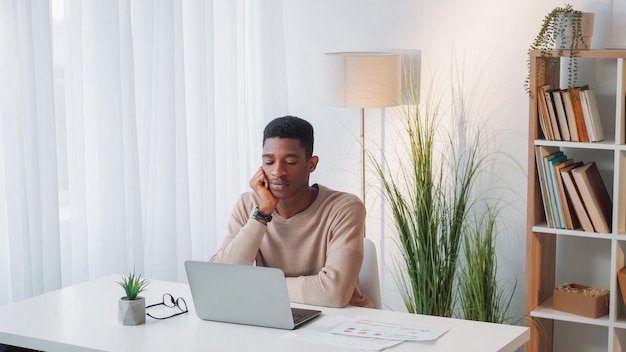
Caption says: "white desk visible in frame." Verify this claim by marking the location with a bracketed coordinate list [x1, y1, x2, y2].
[0, 275, 528, 351]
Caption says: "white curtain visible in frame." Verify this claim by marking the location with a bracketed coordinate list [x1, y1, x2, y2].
[0, 0, 288, 304]
[0, 0, 61, 304]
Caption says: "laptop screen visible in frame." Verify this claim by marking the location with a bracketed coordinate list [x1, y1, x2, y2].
[185, 261, 321, 330]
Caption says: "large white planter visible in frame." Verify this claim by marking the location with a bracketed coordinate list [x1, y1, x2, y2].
[118, 296, 146, 325]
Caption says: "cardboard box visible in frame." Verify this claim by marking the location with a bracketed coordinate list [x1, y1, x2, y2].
[618, 267, 626, 306]
[553, 283, 609, 318]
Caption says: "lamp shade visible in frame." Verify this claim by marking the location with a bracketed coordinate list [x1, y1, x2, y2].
[325, 52, 401, 108]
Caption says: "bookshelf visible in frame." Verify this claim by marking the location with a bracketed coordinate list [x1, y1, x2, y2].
[526, 49, 626, 351]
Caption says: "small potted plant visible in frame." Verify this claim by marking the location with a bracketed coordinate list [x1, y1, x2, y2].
[524, 4, 595, 94]
[117, 270, 150, 325]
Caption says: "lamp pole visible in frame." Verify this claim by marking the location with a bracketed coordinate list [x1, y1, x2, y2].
[360, 107, 366, 206]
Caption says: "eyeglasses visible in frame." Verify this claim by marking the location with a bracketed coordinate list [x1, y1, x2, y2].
[146, 293, 189, 320]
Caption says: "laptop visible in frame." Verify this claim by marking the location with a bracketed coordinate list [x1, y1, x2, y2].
[184, 260, 322, 330]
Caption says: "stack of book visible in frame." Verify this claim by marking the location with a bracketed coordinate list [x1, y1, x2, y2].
[537, 85, 605, 142]
[535, 146, 612, 233]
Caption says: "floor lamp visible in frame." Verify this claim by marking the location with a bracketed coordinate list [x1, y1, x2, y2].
[325, 52, 401, 206]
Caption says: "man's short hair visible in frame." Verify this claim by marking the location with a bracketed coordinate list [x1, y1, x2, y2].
[263, 116, 314, 158]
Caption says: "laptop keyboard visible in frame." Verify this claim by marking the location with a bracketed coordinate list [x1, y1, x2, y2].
[292, 313, 305, 324]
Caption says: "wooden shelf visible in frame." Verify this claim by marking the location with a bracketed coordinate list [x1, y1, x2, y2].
[530, 297, 611, 327]
[526, 49, 626, 351]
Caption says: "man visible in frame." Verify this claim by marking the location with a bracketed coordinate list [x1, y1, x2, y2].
[210, 115, 373, 308]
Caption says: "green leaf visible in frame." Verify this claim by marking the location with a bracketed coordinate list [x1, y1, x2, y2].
[117, 270, 150, 300]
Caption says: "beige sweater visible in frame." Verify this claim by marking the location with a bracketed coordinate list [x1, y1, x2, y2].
[210, 184, 373, 308]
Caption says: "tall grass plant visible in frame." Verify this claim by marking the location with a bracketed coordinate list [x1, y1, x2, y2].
[459, 208, 515, 323]
[374, 60, 516, 322]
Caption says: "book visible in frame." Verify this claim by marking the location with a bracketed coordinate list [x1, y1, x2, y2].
[569, 86, 590, 142]
[571, 162, 613, 233]
[546, 153, 568, 228]
[560, 89, 579, 142]
[542, 85, 562, 141]
[553, 159, 576, 229]
[551, 89, 570, 141]
[579, 86, 596, 142]
[559, 162, 590, 231]
[535, 145, 561, 227]
[537, 99, 550, 140]
[580, 87, 605, 142]
[537, 85, 555, 140]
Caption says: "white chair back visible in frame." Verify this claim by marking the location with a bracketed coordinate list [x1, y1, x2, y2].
[358, 237, 382, 309]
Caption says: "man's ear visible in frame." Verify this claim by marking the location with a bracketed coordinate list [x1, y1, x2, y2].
[309, 155, 319, 172]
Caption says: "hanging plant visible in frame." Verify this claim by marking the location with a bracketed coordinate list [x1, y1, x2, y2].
[524, 4, 594, 94]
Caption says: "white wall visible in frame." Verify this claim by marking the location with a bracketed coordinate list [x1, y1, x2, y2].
[278, 0, 614, 321]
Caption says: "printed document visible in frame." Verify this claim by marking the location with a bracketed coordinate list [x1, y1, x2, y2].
[288, 315, 449, 351]
[329, 315, 450, 341]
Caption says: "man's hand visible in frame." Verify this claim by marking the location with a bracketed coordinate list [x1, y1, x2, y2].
[249, 167, 278, 214]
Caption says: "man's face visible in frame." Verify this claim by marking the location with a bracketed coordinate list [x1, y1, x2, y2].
[261, 137, 317, 200]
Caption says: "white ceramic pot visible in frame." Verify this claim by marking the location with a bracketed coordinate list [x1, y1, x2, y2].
[556, 12, 595, 50]
[118, 296, 146, 325]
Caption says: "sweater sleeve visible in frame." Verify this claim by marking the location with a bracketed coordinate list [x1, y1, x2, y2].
[209, 194, 265, 265]
[285, 198, 367, 308]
